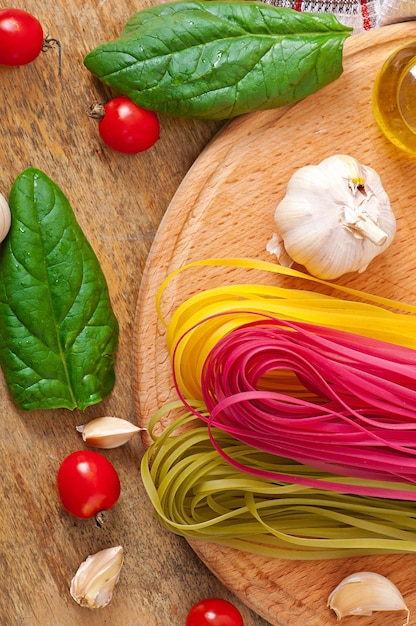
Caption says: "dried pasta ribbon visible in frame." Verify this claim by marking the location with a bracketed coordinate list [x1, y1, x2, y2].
[167, 315, 416, 498]
[200, 318, 416, 483]
[156, 258, 416, 401]
[141, 403, 416, 559]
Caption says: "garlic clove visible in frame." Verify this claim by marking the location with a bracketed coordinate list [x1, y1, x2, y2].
[70, 545, 124, 609]
[0, 193, 11, 243]
[328, 571, 410, 625]
[76, 416, 144, 449]
[266, 232, 293, 268]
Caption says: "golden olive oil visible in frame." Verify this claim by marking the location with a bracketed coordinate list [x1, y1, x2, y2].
[373, 43, 416, 155]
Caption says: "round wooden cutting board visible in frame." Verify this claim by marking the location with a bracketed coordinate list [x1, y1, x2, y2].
[135, 23, 416, 626]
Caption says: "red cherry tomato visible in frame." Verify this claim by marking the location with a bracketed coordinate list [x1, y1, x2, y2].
[186, 598, 244, 626]
[57, 450, 120, 519]
[98, 96, 160, 154]
[0, 8, 44, 66]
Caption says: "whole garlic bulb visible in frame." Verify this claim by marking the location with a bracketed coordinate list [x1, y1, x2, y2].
[266, 154, 396, 280]
[0, 193, 11, 243]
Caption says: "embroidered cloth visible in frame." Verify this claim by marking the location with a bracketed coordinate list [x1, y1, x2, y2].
[265, 0, 416, 33]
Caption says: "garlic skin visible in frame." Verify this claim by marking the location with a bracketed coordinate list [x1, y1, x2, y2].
[0, 193, 11, 243]
[328, 571, 409, 625]
[76, 416, 142, 449]
[70, 546, 124, 609]
[267, 155, 396, 280]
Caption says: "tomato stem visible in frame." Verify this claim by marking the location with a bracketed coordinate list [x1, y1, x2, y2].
[95, 510, 107, 528]
[87, 102, 106, 121]
[42, 37, 62, 77]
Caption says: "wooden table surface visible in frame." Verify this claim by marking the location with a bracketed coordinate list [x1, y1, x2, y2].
[0, 1, 270, 624]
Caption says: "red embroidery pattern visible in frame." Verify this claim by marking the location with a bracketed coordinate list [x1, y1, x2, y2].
[360, 0, 372, 29]
[265, 1, 378, 31]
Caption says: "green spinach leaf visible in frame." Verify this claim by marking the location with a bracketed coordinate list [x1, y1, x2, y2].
[0, 168, 118, 411]
[84, 0, 352, 120]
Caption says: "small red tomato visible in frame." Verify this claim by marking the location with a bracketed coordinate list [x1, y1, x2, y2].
[98, 96, 160, 154]
[57, 450, 120, 519]
[186, 598, 244, 626]
[0, 8, 44, 66]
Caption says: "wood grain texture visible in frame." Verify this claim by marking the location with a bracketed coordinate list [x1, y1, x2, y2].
[0, 1, 271, 625]
[135, 22, 416, 626]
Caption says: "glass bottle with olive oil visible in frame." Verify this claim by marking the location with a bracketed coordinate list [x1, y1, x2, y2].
[373, 43, 416, 155]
